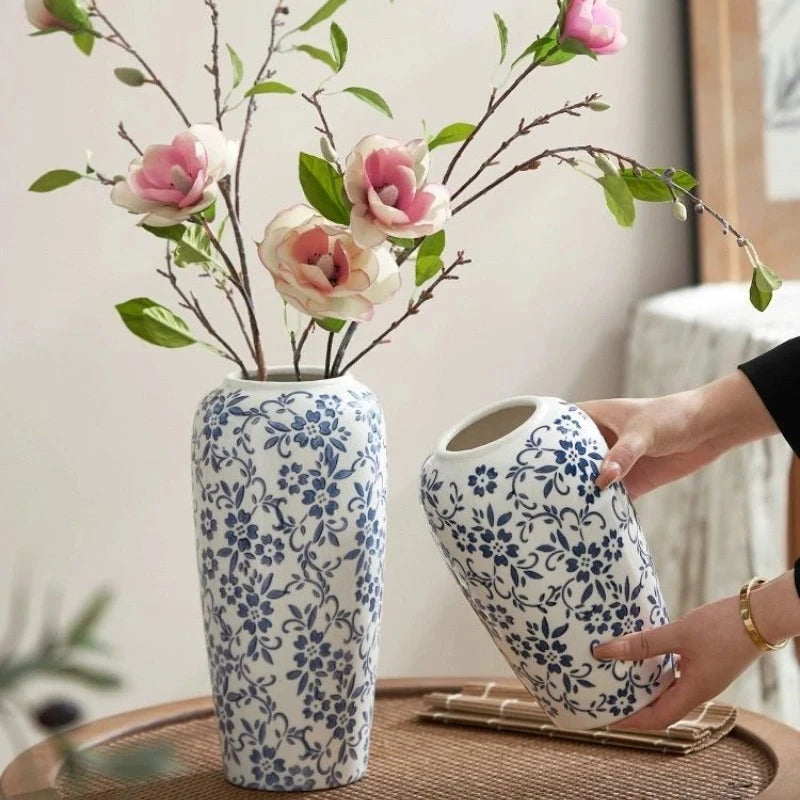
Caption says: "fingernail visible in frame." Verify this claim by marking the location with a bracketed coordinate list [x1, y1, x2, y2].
[596, 461, 620, 489]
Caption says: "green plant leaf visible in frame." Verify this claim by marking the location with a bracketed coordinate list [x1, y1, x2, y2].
[330, 22, 348, 72]
[512, 30, 573, 69]
[200, 203, 216, 223]
[28, 169, 82, 192]
[317, 317, 346, 333]
[226, 43, 244, 89]
[72, 30, 94, 55]
[297, 0, 347, 31]
[294, 44, 338, 71]
[619, 168, 698, 202]
[298, 153, 351, 224]
[594, 155, 618, 178]
[45, 0, 91, 30]
[173, 227, 213, 267]
[388, 236, 415, 248]
[559, 36, 598, 59]
[598, 175, 636, 228]
[244, 80, 296, 97]
[428, 122, 476, 151]
[114, 67, 146, 87]
[755, 262, 782, 292]
[66, 589, 113, 648]
[48, 663, 122, 689]
[749, 270, 772, 311]
[115, 298, 197, 348]
[415, 231, 446, 286]
[343, 87, 393, 118]
[493, 12, 509, 64]
[141, 223, 187, 243]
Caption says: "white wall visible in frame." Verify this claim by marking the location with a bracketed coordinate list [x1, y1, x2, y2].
[0, 0, 691, 768]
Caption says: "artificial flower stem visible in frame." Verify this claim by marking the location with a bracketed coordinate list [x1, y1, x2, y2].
[88, 1, 191, 127]
[204, 0, 224, 127]
[330, 322, 358, 377]
[293, 320, 315, 381]
[324, 332, 335, 379]
[234, 0, 287, 218]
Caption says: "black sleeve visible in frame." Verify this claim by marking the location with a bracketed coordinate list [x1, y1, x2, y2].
[739, 337, 800, 457]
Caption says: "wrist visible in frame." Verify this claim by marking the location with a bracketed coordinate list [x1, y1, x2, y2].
[695, 371, 778, 452]
[748, 572, 800, 644]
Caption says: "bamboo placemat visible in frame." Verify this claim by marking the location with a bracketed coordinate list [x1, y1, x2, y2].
[418, 682, 737, 755]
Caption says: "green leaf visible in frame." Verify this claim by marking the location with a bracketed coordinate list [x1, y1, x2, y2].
[559, 36, 598, 59]
[48, 663, 122, 689]
[72, 30, 94, 55]
[388, 236, 415, 248]
[200, 203, 216, 223]
[78, 746, 177, 780]
[512, 30, 573, 69]
[415, 231, 446, 286]
[244, 80, 296, 97]
[755, 262, 782, 292]
[66, 589, 113, 648]
[594, 155, 618, 178]
[428, 122, 476, 151]
[343, 87, 393, 118]
[330, 22, 348, 72]
[44, 0, 90, 30]
[226, 43, 244, 89]
[317, 317, 346, 333]
[598, 175, 636, 228]
[173, 227, 213, 267]
[493, 12, 509, 64]
[619, 168, 698, 202]
[298, 153, 351, 224]
[28, 169, 82, 192]
[141, 223, 187, 243]
[297, 0, 348, 31]
[294, 44, 338, 71]
[749, 270, 772, 311]
[113, 67, 146, 87]
[115, 298, 197, 348]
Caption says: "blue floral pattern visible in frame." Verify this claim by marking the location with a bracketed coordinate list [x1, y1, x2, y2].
[192, 376, 387, 790]
[420, 399, 673, 729]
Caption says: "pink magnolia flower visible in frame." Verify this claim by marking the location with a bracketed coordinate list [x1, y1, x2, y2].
[257, 205, 401, 322]
[25, 0, 83, 31]
[344, 135, 451, 248]
[562, 0, 627, 55]
[111, 124, 238, 227]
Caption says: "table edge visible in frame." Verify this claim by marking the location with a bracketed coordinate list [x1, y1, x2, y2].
[1, 679, 797, 799]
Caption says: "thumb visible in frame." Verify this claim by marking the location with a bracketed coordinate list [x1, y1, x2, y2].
[595, 432, 648, 490]
[593, 623, 680, 662]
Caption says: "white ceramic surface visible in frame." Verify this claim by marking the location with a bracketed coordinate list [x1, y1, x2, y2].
[420, 396, 674, 730]
[191, 369, 387, 790]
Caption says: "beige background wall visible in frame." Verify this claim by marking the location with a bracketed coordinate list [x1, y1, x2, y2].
[0, 0, 691, 767]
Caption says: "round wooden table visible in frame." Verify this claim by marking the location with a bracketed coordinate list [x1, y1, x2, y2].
[2, 678, 799, 799]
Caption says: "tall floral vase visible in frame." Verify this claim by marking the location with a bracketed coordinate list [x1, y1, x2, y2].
[191, 368, 387, 791]
[420, 396, 674, 730]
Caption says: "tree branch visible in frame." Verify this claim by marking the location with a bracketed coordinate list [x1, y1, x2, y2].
[117, 121, 142, 156]
[158, 249, 246, 374]
[88, 1, 191, 127]
[234, 1, 287, 218]
[204, 0, 224, 127]
[303, 91, 342, 172]
[293, 319, 315, 380]
[338, 252, 471, 375]
[450, 93, 601, 202]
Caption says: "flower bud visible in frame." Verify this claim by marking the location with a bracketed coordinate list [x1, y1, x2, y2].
[693, 202, 704, 215]
[588, 101, 611, 112]
[672, 200, 687, 222]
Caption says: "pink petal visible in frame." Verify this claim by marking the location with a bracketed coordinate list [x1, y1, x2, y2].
[365, 148, 415, 188]
[172, 132, 207, 176]
[178, 171, 208, 207]
[403, 190, 435, 223]
[292, 227, 330, 264]
[340, 268, 371, 292]
[350, 205, 388, 248]
[137, 186, 187, 206]
[391, 165, 418, 211]
[367, 187, 409, 226]
[299, 262, 334, 294]
[141, 145, 182, 187]
[333, 240, 352, 285]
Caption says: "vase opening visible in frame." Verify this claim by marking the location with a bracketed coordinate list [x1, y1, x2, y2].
[445, 401, 537, 453]
[224, 366, 350, 390]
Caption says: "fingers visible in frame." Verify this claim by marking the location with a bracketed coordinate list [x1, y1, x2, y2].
[611, 677, 699, 731]
[595, 433, 648, 489]
[593, 622, 681, 662]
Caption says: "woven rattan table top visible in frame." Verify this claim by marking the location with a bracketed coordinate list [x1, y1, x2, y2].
[3, 679, 799, 800]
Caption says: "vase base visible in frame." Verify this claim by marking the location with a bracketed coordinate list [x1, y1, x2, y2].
[223, 765, 368, 793]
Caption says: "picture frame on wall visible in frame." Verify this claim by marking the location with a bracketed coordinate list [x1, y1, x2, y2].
[688, 0, 800, 282]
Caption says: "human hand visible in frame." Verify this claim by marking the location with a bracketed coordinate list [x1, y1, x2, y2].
[593, 596, 760, 730]
[581, 371, 775, 497]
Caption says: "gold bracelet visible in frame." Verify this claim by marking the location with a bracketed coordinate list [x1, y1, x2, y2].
[739, 578, 790, 652]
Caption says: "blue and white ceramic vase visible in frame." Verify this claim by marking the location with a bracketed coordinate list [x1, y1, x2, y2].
[191, 368, 387, 791]
[420, 396, 674, 730]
